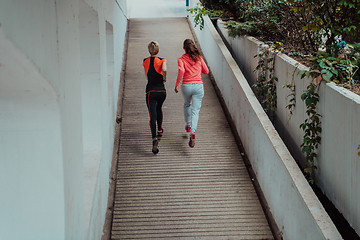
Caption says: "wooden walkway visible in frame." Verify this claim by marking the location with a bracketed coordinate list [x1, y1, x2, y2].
[111, 18, 274, 240]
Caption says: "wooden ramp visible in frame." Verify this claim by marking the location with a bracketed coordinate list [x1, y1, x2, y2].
[111, 18, 274, 240]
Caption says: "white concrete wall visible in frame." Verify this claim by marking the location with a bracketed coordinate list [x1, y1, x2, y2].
[217, 20, 360, 236]
[0, 29, 64, 240]
[0, 0, 127, 239]
[189, 10, 343, 239]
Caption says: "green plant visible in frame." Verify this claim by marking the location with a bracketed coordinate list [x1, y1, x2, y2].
[336, 42, 360, 86]
[224, 20, 259, 37]
[253, 44, 279, 113]
[300, 83, 321, 184]
[201, 0, 360, 58]
[287, 0, 360, 52]
[296, 39, 360, 183]
[314, 56, 340, 82]
[299, 41, 360, 87]
[358, 144, 360, 156]
[283, 83, 296, 124]
[348, 43, 360, 82]
[283, 65, 298, 123]
[187, 3, 223, 30]
[297, 0, 360, 46]
[283, 83, 296, 112]
[220, 0, 297, 42]
[200, 0, 247, 20]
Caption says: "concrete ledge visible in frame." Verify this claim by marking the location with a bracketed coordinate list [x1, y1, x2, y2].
[191, 15, 343, 240]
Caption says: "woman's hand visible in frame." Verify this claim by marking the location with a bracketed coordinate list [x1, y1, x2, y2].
[174, 86, 179, 93]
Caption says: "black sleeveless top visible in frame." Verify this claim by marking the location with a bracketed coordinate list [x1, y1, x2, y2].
[143, 56, 166, 92]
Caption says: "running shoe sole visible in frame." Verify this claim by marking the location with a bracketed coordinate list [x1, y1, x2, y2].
[157, 129, 164, 139]
[189, 134, 195, 148]
[152, 139, 159, 154]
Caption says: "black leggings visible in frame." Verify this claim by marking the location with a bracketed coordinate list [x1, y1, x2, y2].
[146, 91, 166, 139]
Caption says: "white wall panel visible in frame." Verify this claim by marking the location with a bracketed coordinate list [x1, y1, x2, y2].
[0, 0, 128, 239]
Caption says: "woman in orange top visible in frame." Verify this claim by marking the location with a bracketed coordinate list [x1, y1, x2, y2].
[143, 41, 167, 154]
[175, 39, 209, 148]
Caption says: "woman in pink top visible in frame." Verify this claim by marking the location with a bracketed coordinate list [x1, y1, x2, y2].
[174, 39, 209, 148]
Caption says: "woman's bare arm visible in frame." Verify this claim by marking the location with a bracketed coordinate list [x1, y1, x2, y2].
[144, 68, 148, 79]
[162, 61, 167, 82]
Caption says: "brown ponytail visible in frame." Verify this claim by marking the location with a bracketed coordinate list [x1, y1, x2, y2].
[183, 39, 200, 62]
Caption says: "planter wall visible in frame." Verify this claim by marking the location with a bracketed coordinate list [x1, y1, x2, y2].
[217, 20, 360, 237]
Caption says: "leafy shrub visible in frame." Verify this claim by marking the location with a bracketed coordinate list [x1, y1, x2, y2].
[200, 0, 247, 20]
[202, 0, 360, 55]
[224, 20, 259, 37]
[187, 3, 224, 30]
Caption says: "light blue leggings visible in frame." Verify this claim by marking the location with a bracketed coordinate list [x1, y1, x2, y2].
[181, 83, 204, 133]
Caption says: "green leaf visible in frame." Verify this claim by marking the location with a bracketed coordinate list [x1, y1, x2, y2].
[311, 115, 320, 123]
[331, 69, 338, 75]
[323, 72, 333, 82]
[321, 69, 328, 75]
[308, 84, 316, 91]
[301, 93, 307, 101]
[298, 70, 308, 79]
[302, 146, 311, 154]
[306, 109, 317, 116]
[303, 25, 309, 31]
[306, 96, 319, 106]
